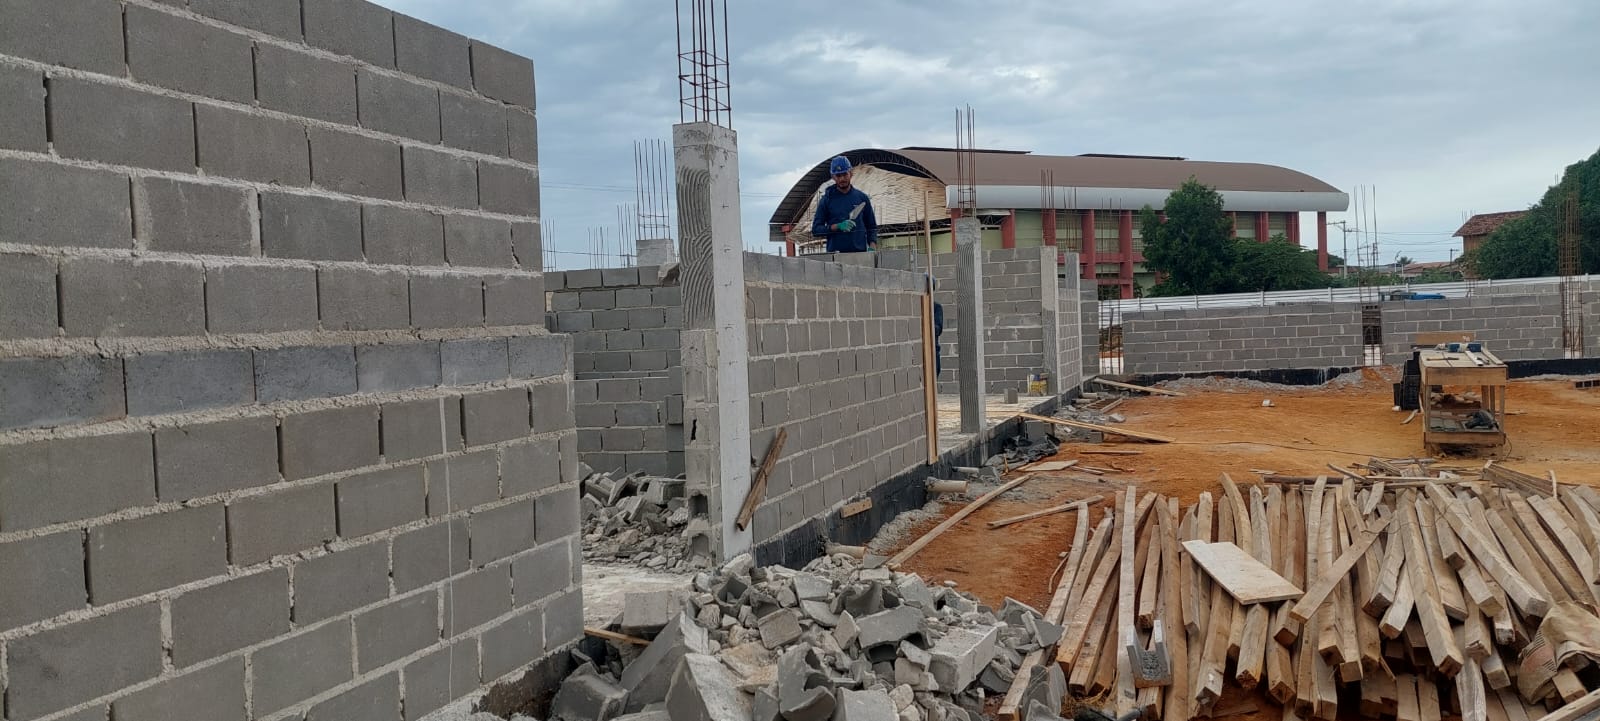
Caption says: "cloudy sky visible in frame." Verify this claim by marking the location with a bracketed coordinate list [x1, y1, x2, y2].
[385, 0, 1599, 267]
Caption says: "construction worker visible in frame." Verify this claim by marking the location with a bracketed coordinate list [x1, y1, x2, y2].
[811, 156, 878, 252]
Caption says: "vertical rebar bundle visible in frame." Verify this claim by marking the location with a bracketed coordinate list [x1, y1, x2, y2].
[955, 106, 977, 213]
[1558, 183, 1584, 355]
[634, 139, 674, 243]
[674, 0, 731, 127]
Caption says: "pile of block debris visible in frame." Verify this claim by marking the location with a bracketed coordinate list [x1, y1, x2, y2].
[550, 552, 1069, 721]
[580, 468, 712, 573]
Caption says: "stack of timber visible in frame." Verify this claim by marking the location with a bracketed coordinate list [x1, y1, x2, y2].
[1036, 464, 1600, 721]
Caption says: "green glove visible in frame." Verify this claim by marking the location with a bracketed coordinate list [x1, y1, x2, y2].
[834, 219, 856, 233]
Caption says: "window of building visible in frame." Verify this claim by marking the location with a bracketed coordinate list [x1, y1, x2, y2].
[1095, 212, 1119, 254]
[1267, 211, 1288, 241]
[1234, 212, 1256, 240]
[1056, 210, 1083, 253]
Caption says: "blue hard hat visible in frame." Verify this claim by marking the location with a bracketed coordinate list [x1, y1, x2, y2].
[829, 156, 852, 175]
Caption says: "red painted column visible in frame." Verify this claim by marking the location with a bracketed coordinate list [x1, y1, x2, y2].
[1289, 213, 1301, 246]
[1001, 211, 1016, 249]
[1118, 210, 1134, 299]
[1316, 211, 1329, 270]
[785, 237, 795, 257]
[1080, 210, 1096, 282]
[1042, 208, 1057, 246]
[1256, 212, 1270, 243]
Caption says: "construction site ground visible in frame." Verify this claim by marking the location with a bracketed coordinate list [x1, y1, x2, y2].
[882, 370, 1600, 721]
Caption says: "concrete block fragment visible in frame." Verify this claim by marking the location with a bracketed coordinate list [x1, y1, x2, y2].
[442, 91, 510, 155]
[623, 590, 682, 635]
[411, 273, 486, 329]
[337, 464, 428, 538]
[0, 64, 46, 151]
[470, 40, 536, 108]
[227, 483, 337, 565]
[89, 505, 227, 603]
[622, 611, 712, 710]
[112, 657, 247, 721]
[487, 274, 543, 326]
[206, 264, 319, 333]
[382, 396, 462, 461]
[195, 104, 309, 185]
[928, 624, 999, 692]
[535, 485, 580, 543]
[443, 337, 512, 385]
[0, 431, 154, 531]
[444, 562, 513, 635]
[758, 608, 804, 648]
[254, 345, 358, 402]
[250, 620, 355, 716]
[280, 405, 381, 479]
[447, 214, 517, 268]
[855, 606, 923, 648]
[554, 670, 630, 721]
[470, 497, 537, 564]
[356, 592, 439, 672]
[0, 253, 55, 338]
[190, 0, 302, 38]
[424, 450, 500, 515]
[0, 531, 87, 632]
[364, 204, 446, 266]
[358, 67, 440, 143]
[126, 5, 253, 102]
[403, 641, 479, 719]
[404, 145, 479, 209]
[392, 519, 469, 592]
[292, 541, 389, 623]
[50, 76, 195, 171]
[480, 160, 539, 215]
[0, 0, 124, 73]
[835, 690, 897, 721]
[3, 604, 161, 720]
[668, 654, 752, 721]
[261, 192, 363, 261]
[310, 126, 403, 200]
[358, 341, 443, 392]
[0, 355, 125, 431]
[394, 14, 472, 88]
[303, 0, 394, 66]
[60, 257, 204, 337]
[255, 43, 357, 124]
[306, 672, 401, 721]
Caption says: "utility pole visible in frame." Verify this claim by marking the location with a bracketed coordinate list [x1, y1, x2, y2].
[1326, 220, 1354, 279]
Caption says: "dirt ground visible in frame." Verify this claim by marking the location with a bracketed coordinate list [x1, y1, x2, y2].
[888, 372, 1599, 720]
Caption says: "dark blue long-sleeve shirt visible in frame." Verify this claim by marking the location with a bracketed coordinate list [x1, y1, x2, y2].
[810, 185, 878, 252]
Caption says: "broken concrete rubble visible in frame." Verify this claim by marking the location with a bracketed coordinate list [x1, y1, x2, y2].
[582, 470, 709, 574]
[668, 653, 753, 721]
[621, 611, 712, 712]
[552, 667, 630, 721]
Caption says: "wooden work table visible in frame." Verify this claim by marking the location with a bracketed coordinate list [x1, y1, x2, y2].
[1417, 347, 1508, 451]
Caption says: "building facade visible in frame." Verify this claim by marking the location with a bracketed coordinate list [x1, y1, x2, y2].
[769, 148, 1349, 298]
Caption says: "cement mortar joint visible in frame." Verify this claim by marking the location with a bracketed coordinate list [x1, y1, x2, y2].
[0, 321, 558, 360]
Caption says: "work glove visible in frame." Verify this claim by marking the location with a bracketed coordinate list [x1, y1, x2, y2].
[834, 219, 856, 233]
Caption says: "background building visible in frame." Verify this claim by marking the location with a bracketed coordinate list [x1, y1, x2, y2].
[769, 148, 1349, 298]
[1454, 210, 1528, 257]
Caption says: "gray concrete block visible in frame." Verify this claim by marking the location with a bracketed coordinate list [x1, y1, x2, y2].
[0, 531, 86, 632]
[394, 14, 472, 88]
[338, 463, 428, 538]
[190, 0, 302, 38]
[133, 176, 253, 256]
[512, 219, 543, 269]
[293, 541, 389, 623]
[358, 341, 443, 392]
[281, 405, 381, 480]
[4, 604, 161, 720]
[487, 274, 543, 326]
[89, 505, 226, 603]
[424, 450, 501, 514]
[51, 77, 194, 171]
[310, 126, 403, 200]
[463, 387, 531, 445]
[382, 396, 462, 461]
[0, 157, 130, 249]
[112, 657, 246, 721]
[306, 672, 401, 721]
[470, 497, 537, 565]
[443, 337, 511, 385]
[155, 416, 279, 501]
[403, 641, 479, 720]
[392, 518, 469, 592]
[446, 214, 516, 268]
[0, 254, 54, 338]
[255, 43, 357, 124]
[404, 145, 479, 209]
[319, 266, 412, 331]
[411, 273, 485, 329]
[469, 40, 536, 108]
[364, 204, 446, 266]
[441, 91, 509, 156]
[261, 192, 363, 261]
[509, 108, 539, 164]
[303, 0, 394, 67]
[501, 437, 560, 497]
[565, 269, 603, 289]
[0, 63, 45, 151]
[251, 620, 355, 716]
[357, 67, 440, 143]
[482, 606, 544, 680]
[171, 567, 290, 667]
[445, 563, 513, 635]
[479, 161, 538, 215]
[227, 483, 338, 565]
[59, 257, 203, 337]
[195, 104, 309, 185]
[356, 592, 439, 672]
[254, 345, 359, 403]
[0, 0, 124, 73]
[0, 431, 154, 532]
[126, 5, 253, 102]
[576, 403, 614, 427]
[0, 355, 125, 432]
[531, 382, 573, 435]
[535, 486, 579, 544]
[511, 540, 570, 608]
[125, 349, 252, 417]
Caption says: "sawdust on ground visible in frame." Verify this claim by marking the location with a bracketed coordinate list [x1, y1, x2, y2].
[883, 372, 1600, 721]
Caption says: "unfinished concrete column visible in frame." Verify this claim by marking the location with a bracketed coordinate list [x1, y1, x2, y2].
[1037, 246, 1061, 395]
[955, 214, 986, 433]
[674, 121, 752, 562]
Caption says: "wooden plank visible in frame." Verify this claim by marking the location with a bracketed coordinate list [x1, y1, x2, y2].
[1324, 493, 1361, 682]
[1310, 643, 1338, 720]
[735, 427, 787, 530]
[1485, 498, 1572, 606]
[1395, 673, 1420, 721]
[1424, 484, 1551, 617]
[1368, 519, 1406, 616]
[840, 497, 873, 518]
[1067, 570, 1119, 694]
[1196, 493, 1237, 707]
[1553, 669, 1588, 704]
[1090, 377, 1186, 396]
[1076, 449, 1143, 456]
[1529, 496, 1598, 588]
[1380, 555, 1415, 639]
[1363, 481, 1386, 514]
[1156, 498, 1191, 721]
[1342, 510, 1384, 677]
[1288, 509, 1391, 625]
[1508, 494, 1592, 604]
[1023, 460, 1077, 472]
[887, 473, 1034, 569]
[999, 506, 1092, 721]
[1137, 515, 1161, 629]
[1267, 489, 1301, 704]
[1496, 688, 1534, 721]
[1455, 623, 1489, 721]
[1183, 541, 1303, 604]
[921, 291, 938, 463]
[1418, 674, 1442, 721]
[1017, 413, 1174, 443]
[1114, 489, 1138, 717]
[1236, 485, 1273, 689]
[584, 627, 650, 646]
[1417, 496, 1469, 620]
[1400, 492, 1465, 676]
[985, 494, 1103, 530]
[1067, 518, 1114, 610]
[1531, 687, 1600, 721]
[1057, 498, 1124, 672]
[1557, 492, 1600, 552]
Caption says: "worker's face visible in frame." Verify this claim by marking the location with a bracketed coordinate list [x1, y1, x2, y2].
[833, 171, 851, 192]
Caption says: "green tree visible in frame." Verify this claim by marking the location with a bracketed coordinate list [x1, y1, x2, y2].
[1138, 177, 1240, 296]
[1232, 234, 1330, 291]
[1395, 256, 1416, 268]
[1471, 146, 1600, 278]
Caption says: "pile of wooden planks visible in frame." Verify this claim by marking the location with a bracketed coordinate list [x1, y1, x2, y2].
[1040, 465, 1600, 721]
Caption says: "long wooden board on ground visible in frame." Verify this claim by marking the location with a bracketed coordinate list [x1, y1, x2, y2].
[1183, 540, 1304, 604]
[1025, 460, 1079, 472]
[986, 495, 1104, 529]
[887, 474, 1035, 569]
[1019, 413, 1175, 443]
[1090, 377, 1186, 397]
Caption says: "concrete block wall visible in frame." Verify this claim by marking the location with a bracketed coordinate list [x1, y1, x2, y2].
[0, 2, 582, 720]
[1056, 255, 1085, 393]
[545, 267, 685, 476]
[1122, 303, 1364, 374]
[1081, 287, 1100, 376]
[742, 253, 930, 546]
[1380, 294, 1566, 363]
[931, 247, 1056, 394]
